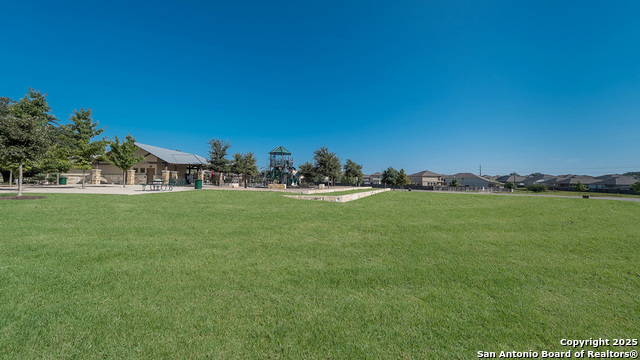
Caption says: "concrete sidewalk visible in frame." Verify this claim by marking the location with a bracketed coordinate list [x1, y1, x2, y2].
[0, 184, 195, 195]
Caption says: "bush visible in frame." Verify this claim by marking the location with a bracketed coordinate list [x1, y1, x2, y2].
[526, 184, 548, 193]
[504, 182, 516, 190]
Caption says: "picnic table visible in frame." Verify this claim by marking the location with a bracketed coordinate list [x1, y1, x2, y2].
[149, 180, 173, 191]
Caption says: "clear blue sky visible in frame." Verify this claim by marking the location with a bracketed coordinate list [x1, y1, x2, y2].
[2, 1, 639, 176]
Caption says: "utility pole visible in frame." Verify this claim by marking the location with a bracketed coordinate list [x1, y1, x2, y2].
[479, 165, 482, 177]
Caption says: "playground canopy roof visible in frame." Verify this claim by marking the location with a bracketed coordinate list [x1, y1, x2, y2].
[136, 142, 208, 165]
[269, 146, 291, 155]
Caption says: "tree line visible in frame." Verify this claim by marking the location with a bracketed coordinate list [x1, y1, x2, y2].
[0, 89, 143, 196]
[207, 141, 366, 187]
[1, 89, 372, 194]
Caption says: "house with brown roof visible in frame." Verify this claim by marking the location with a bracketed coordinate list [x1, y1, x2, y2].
[408, 170, 445, 186]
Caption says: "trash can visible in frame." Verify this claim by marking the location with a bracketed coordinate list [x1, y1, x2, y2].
[195, 179, 202, 189]
[59, 178, 67, 185]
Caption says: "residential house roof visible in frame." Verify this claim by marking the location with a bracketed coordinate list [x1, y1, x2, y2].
[446, 173, 495, 182]
[496, 175, 527, 183]
[554, 175, 599, 185]
[136, 143, 208, 165]
[593, 175, 637, 186]
[408, 170, 443, 178]
[521, 174, 555, 185]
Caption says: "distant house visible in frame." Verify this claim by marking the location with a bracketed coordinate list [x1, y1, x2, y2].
[521, 174, 555, 186]
[590, 174, 637, 190]
[496, 174, 527, 186]
[444, 173, 496, 187]
[66, 142, 208, 185]
[542, 175, 599, 189]
[363, 172, 383, 185]
[408, 170, 445, 186]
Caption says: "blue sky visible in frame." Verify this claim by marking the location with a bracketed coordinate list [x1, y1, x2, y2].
[2, 1, 639, 176]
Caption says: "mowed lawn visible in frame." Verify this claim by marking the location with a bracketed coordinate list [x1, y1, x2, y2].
[0, 191, 638, 359]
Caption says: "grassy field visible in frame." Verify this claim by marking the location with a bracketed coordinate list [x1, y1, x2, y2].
[0, 190, 638, 358]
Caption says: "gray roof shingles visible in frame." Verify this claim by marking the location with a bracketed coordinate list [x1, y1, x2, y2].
[136, 142, 208, 165]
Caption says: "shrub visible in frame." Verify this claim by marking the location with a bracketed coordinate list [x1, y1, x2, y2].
[504, 182, 516, 190]
[526, 184, 548, 193]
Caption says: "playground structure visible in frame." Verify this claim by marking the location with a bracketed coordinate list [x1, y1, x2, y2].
[266, 146, 298, 186]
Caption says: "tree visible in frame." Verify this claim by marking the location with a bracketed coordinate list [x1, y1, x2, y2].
[525, 184, 547, 193]
[313, 146, 341, 186]
[343, 159, 364, 186]
[230, 152, 258, 187]
[108, 134, 144, 188]
[67, 108, 107, 189]
[298, 161, 316, 186]
[631, 180, 640, 193]
[382, 167, 399, 187]
[0, 90, 56, 196]
[504, 181, 515, 190]
[208, 138, 231, 186]
[37, 125, 73, 185]
[243, 152, 258, 186]
[398, 169, 411, 188]
[573, 180, 588, 196]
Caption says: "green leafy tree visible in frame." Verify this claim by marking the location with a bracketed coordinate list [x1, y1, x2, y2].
[0, 90, 56, 196]
[208, 138, 231, 186]
[231, 153, 245, 178]
[631, 180, 640, 193]
[382, 167, 399, 187]
[398, 169, 411, 188]
[343, 159, 364, 186]
[313, 146, 341, 186]
[38, 125, 73, 185]
[68, 108, 107, 189]
[504, 181, 515, 190]
[230, 152, 257, 186]
[243, 152, 258, 186]
[108, 134, 144, 188]
[525, 184, 548, 193]
[298, 161, 316, 185]
[573, 180, 588, 196]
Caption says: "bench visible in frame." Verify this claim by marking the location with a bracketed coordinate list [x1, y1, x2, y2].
[140, 183, 147, 191]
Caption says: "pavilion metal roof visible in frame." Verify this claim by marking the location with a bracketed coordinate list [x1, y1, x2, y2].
[136, 142, 208, 165]
[269, 146, 291, 155]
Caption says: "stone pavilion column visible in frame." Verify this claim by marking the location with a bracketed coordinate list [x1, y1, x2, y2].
[126, 169, 136, 185]
[91, 169, 102, 185]
[162, 170, 170, 182]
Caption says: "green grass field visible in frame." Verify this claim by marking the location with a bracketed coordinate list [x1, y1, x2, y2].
[1, 191, 638, 358]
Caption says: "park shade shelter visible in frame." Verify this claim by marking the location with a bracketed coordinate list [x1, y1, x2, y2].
[134, 143, 208, 180]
